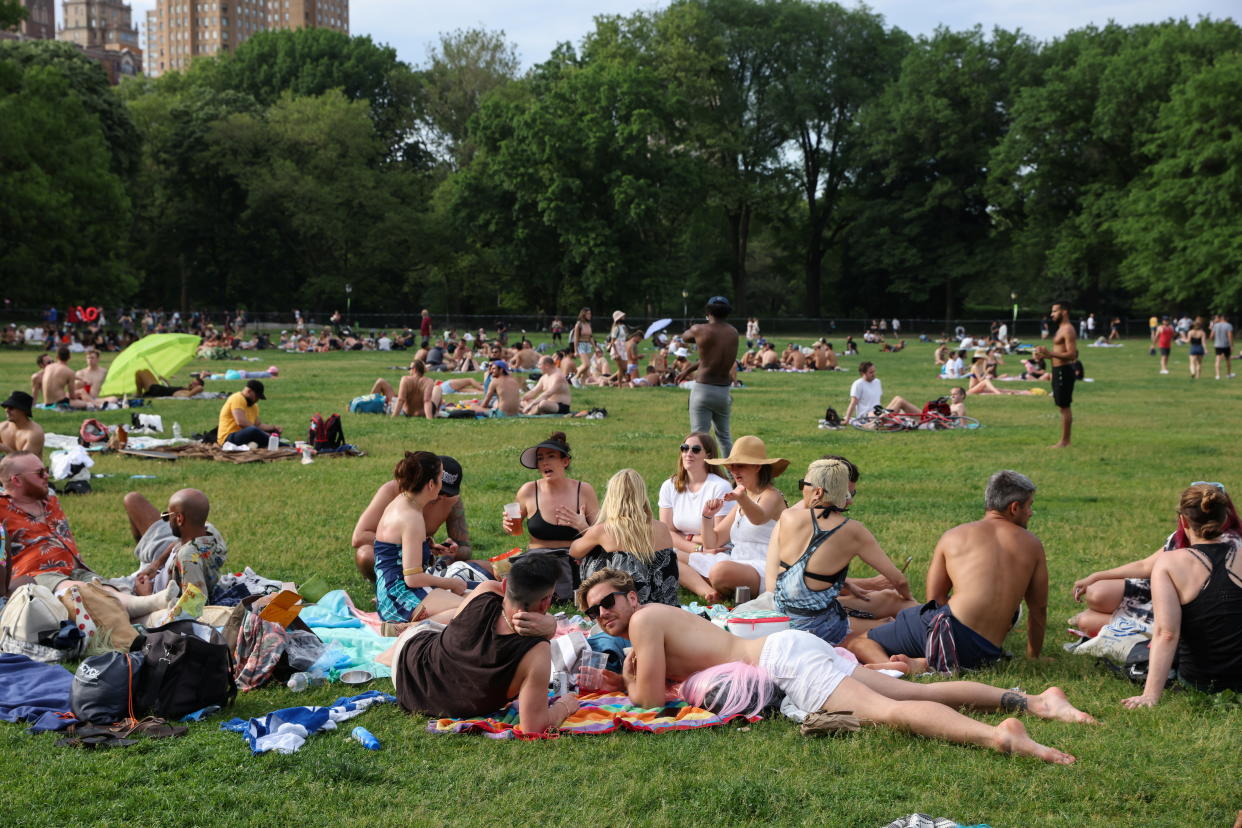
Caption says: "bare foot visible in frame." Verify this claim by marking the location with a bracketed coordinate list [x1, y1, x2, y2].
[1049, 441, 1070, 449]
[1029, 686, 1098, 724]
[992, 718, 1075, 764]
[891, 654, 929, 674]
[133, 573, 152, 596]
[702, 590, 721, 605]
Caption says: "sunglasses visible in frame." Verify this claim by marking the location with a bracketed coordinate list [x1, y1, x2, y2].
[1191, 481, 1227, 493]
[798, 480, 813, 489]
[160, 511, 177, 521]
[679, 444, 704, 454]
[585, 591, 628, 620]
[21, 468, 49, 479]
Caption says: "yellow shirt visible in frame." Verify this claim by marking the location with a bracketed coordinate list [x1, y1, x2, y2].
[1149, 316, 1158, 328]
[217, 391, 258, 444]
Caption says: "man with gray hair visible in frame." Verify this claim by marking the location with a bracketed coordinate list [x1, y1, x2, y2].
[849, 471, 1048, 673]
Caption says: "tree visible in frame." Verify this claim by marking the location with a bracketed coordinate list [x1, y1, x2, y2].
[419, 27, 520, 168]
[1113, 53, 1242, 309]
[1, 0, 27, 31]
[0, 61, 134, 304]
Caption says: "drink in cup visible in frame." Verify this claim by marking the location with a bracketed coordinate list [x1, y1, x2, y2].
[576, 650, 609, 693]
[503, 502, 523, 535]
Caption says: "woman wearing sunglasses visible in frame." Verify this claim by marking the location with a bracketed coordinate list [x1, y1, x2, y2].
[767, 458, 913, 644]
[689, 435, 787, 600]
[1071, 480, 1242, 637]
[1123, 483, 1242, 706]
[659, 432, 736, 603]
[570, 470, 679, 606]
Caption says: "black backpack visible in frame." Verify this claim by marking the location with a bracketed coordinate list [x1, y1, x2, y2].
[308, 413, 344, 451]
[70, 651, 145, 724]
[131, 620, 236, 719]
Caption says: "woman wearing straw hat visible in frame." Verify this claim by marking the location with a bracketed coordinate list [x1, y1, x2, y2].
[689, 435, 788, 599]
[767, 458, 913, 644]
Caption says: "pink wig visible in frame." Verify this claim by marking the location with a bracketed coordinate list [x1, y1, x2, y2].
[679, 662, 775, 718]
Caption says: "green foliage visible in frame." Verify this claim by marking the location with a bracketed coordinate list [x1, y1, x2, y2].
[0, 0, 26, 30]
[0, 56, 134, 304]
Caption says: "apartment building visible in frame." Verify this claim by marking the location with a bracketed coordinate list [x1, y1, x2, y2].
[57, 0, 143, 82]
[146, 0, 349, 77]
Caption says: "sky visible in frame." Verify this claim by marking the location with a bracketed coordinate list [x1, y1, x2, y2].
[114, 0, 1237, 69]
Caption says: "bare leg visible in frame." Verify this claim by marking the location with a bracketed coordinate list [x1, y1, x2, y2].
[846, 631, 893, 665]
[1068, 608, 1113, 636]
[1082, 579, 1124, 615]
[371, 378, 395, 405]
[355, 544, 377, 583]
[124, 491, 161, 541]
[447, 378, 484, 393]
[886, 396, 920, 414]
[411, 588, 463, 620]
[677, 561, 720, 604]
[840, 589, 917, 619]
[1050, 405, 1072, 448]
[706, 560, 762, 597]
[823, 675, 1076, 764]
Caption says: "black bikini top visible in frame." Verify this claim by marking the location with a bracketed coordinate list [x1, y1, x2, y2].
[527, 480, 583, 543]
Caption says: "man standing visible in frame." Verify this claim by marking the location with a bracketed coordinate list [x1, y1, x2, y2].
[1152, 317, 1175, 374]
[384, 554, 576, 735]
[0, 392, 44, 457]
[850, 471, 1047, 672]
[121, 489, 227, 598]
[1211, 314, 1234, 380]
[521, 356, 572, 415]
[842, 361, 882, 423]
[580, 568, 1090, 763]
[676, 296, 739, 456]
[216, 379, 279, 446]
[419, 309, 433, 349]
[1035, 302, 1078, 448]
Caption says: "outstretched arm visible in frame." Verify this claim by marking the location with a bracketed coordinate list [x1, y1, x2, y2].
[1071, 549, 1162, 601]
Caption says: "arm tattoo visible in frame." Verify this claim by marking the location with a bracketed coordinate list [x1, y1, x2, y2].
[447, 499, 471, 558]
[1000, 691, 1028, 713]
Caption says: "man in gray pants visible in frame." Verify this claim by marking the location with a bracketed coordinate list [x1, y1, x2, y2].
[675, 296, 739, 456]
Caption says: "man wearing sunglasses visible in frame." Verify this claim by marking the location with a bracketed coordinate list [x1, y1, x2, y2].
[577, 567, 1093, 764]
[121, 488, 227, 599]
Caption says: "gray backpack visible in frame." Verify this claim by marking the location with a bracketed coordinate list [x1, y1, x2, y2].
[71, 651, 144, 724]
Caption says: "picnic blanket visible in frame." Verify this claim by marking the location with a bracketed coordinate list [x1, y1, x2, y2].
[149, 443, 364, 464]
[425, 691, 758, 740]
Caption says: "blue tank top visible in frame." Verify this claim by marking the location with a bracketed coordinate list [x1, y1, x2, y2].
[774, 511, 849, 617]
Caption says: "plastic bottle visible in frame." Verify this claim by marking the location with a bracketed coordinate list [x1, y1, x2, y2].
[286, 671, 328, 692]
[267, 432, 279, 451]
[172, 422, 182, 439]
[351, 726, 381, 750]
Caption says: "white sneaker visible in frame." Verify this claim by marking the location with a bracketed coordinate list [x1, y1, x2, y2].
[1230, 373, 1237, 378]
[1159, 369, 1169, 374]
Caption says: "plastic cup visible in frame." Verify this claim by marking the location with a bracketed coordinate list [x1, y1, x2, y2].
[575, 650, 609, 693]
[503, 502, 522, 535]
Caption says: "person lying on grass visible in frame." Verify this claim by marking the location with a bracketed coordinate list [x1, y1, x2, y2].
[581, 568, 1095, 764]
[380, 554, 572, 735]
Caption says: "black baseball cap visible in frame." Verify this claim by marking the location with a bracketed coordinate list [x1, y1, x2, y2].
[706, 296, 732, 314]
[1, 390, 33, 415]
[245, 379, 266, 400]
[438, 455, 463, 496]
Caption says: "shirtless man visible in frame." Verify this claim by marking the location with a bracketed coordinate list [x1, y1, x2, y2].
[582, 568, 1092, 764]
[370, 359, 435, 418]
[624, 331, 642, 384]
[351, 455, 475, 581]
[948, 386, 967, 417]
[811, 340, 835, 371]
[471, 360, 521, 417]
[758, 342, 780, 370]
[0, 392, 45, 457]
[786, 345, 807, 370]
[521, 356, 572, 415]
[30, 354, 50, 404]
[74, 348, 107, 403]
[511, 341, 539, 371]
[676, 297, 739, 455]
[42, 347, 77, 407]
[850, 470, 1048, 673]
[1035, 301, 1078, 448]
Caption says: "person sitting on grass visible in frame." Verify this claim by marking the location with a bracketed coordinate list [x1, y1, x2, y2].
[1122, 483, 1242, 706]
[849, 470, 1048, 673]
[1, 391, 45, 457]
[216, 379, 280, 446]
[369, 359, 435, 418]
[580, 569, 1095, 764]
[373, 452, 472, 625]
[121, 489, 227, 599]
[521, 356, 573, 415]
[570, 469, 680, 606]
[468, 360, 521, 417]
[382, 554, 576, 735]
[768, 458, 914, 645]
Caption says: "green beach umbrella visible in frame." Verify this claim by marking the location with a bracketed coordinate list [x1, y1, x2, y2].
[99, 333, 202, 397]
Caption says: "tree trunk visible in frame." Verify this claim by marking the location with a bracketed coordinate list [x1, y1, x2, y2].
[805, 239, 822, 317]
[727, 206, 751, 312]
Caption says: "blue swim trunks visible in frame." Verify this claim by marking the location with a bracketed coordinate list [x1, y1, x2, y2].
[867, 600, 1004, 671]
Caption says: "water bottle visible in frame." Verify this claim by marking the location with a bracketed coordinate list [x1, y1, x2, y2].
[351, 726, 381, 750]
[286, 671, 327, 692]
[267, 432, 279, 451]
[172, 422, 182, 439]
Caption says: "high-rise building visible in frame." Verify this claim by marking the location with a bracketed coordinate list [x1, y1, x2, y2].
[145, 0, 349, 78]
[59, 0, 142, 82]
[0, 0, 55, 41]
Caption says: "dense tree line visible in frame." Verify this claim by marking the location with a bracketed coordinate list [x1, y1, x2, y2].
[2, 2, 1239, 318]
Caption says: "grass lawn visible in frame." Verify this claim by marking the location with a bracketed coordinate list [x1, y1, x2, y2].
[1, 335, 1239, 827]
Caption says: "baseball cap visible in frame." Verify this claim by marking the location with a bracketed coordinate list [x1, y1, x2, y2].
[491, 360, 510, 374]
[706, 295, 732, 310]
[245, 379, 266, 400]
[438, 455, 463, 496]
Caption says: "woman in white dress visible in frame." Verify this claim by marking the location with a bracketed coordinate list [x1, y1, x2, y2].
[659, 432, 736, 603]
[691, 436, 788, 600]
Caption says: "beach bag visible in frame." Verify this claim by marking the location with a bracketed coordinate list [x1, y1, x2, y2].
[131, 620, 236, 719]
[922, 398, 950, 419]
[0, 584, 69, 644]
[71, 651, 144, 724]
[349, 394, 386, 415]
[308, 413, 344, 451]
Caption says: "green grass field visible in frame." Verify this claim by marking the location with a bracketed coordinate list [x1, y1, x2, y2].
[1, 337, 1239, 827]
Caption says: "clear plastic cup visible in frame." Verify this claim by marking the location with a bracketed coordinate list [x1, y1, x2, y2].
[575, 650, 609, 693]
[503, 502, 522, 535]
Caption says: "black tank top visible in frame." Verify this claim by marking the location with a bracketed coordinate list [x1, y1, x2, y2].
[1177, 542, 1242, 692]
[396, 592, 543, 717]
[527, 481, 582, 543]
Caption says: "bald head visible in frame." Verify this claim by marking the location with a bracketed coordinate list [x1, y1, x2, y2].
[169, 488, 210, 524]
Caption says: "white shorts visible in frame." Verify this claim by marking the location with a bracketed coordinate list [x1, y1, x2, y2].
[687, 551, 766, 592]
[759, 629, 857, 714]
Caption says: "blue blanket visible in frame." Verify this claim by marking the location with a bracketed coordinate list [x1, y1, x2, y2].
[0, 653, 79, 732]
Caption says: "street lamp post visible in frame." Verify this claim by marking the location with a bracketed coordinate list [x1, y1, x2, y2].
[1010, 291, 1018, 339]
[681, 289, 689, 327]
[345, 283, 353, 327]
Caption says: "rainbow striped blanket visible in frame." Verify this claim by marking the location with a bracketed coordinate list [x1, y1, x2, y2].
[425, 692, 758, 740]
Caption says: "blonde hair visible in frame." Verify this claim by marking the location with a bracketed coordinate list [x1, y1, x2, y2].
[595, 469, 656, 563]
[804, 459, 852, 509]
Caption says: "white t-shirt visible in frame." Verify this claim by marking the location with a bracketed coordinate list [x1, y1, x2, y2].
[377, 336, 392, 351]
[849, 377, 882, 414]
[945, 357, 965, 378]
[658, 475, 736, 536]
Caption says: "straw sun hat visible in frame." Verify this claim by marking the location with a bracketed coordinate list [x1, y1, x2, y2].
[705, 435, 789, 477]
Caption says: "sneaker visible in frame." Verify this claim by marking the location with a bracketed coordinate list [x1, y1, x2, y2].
[1159, 369, 1169, 374]
[1230, 373, 1237, 378]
